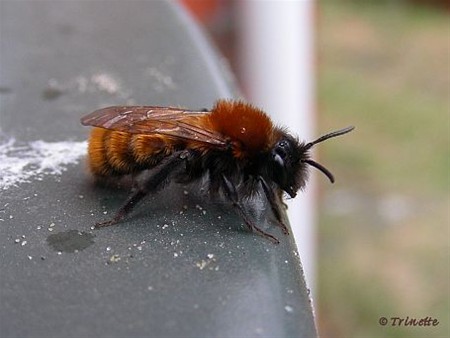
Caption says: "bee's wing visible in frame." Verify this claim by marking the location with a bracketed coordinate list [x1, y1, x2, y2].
[81, 106, 228, 147]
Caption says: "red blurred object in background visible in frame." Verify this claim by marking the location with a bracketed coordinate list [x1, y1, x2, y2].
[180, 0, 221, 23]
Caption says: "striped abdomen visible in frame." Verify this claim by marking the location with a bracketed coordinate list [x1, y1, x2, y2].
[87, 128, 179, 178]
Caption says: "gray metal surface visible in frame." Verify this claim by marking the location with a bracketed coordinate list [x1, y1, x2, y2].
[0, 1, 317, 337]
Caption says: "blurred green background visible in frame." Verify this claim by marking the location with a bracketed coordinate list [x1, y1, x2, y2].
[317, 2, 448, 337]
[185, 0, 449, 336]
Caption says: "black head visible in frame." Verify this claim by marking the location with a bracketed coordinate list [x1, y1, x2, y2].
[269, 126, 354, 198]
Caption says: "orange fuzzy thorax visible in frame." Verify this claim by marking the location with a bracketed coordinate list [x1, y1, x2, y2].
[209, 100, 275, 159]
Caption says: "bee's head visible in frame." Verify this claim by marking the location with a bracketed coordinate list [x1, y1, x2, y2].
[269, 126, 354, 198]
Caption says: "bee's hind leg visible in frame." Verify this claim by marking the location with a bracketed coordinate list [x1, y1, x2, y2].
[95, 188, 149, 228]
[95, 150, 190, 228]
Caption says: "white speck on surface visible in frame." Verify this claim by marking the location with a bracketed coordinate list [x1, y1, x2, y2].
[49, 73, 131, 99]
[109, 254, 121, 263]
[162, 224, 169, 230]
[196, 260, 208, 270]
[91, 73, 120, 94]
[146, 67, 176, 92]
[0, 137, 87, 190]
[284, 305, 293, 313]
[21, 240, 27, 246]
[196, 253, 218, 271]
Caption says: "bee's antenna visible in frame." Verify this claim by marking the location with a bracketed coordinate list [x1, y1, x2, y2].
[305, 126, 355, 150]
[303, 159, 335, 183]
[302, 126, 354, 183]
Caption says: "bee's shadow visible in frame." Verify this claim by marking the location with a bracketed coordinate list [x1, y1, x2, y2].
[82, 178, 277, 240]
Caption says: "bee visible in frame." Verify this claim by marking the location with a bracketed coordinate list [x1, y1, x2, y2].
[81, 100, 354, 243]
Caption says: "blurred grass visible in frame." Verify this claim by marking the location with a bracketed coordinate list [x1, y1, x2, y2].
[317, 2, 449, 337]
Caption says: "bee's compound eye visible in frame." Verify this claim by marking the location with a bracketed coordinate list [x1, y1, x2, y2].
[275, 140, 290, 160]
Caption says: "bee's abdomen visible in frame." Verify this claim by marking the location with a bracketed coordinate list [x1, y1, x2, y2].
[87, 128, 175, 177]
